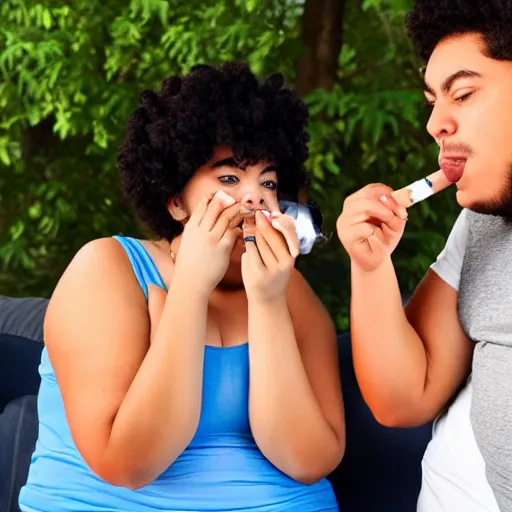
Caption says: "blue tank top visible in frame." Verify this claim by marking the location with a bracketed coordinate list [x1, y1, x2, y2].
[19, 236, 339, 512]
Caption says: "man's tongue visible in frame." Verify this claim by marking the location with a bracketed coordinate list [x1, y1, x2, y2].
[440, 158, 466, 183]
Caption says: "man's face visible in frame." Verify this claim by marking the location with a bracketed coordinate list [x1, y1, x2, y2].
[423, 33, 512, 215]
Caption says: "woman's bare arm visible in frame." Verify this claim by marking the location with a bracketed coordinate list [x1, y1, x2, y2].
[248, 269, 345, 484]
[45, 238, 208, 489]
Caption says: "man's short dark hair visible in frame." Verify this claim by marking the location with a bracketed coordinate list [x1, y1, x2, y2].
[406, 0, 512, 63]
[117, 61, 310, 241]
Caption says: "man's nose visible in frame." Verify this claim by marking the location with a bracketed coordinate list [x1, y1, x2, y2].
[426, 103, 458, 141]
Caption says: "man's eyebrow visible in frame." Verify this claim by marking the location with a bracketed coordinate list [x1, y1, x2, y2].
[422, 69, 482, 95]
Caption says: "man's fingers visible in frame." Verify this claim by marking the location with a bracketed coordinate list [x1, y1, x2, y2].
[377, 194, 408, 221]
[348, 198, 400, 227]
[346, 183, 408, 220]
[360, 226, 386, 254]
[346, 183, 395, 203]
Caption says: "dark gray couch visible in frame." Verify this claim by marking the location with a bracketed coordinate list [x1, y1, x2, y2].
[0, 296, 433, 512]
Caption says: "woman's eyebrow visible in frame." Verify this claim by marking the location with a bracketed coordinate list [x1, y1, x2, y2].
[212, 157, 239, 168]
[262, 165, 278, 175]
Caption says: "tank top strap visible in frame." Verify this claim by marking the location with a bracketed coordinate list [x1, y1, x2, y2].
[112, 236, 166, 300]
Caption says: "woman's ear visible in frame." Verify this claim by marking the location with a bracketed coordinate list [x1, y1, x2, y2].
[168, 196, 187, 221]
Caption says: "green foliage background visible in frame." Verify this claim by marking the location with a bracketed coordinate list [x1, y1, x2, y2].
[0, 0, 461, 331]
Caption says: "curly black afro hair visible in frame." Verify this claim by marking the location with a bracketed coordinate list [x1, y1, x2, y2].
[117, 61, 310, 241]
[406, 0, 512, 62]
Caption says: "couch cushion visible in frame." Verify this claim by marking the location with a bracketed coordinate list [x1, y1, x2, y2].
[0, 297, 48, 342]
[0, 395, 38, 512]
[0, 297, 48, 412]
[327, 333, 433, 511]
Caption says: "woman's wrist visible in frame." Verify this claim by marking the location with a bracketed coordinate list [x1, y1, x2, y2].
[248, 294, 288, 313]
[169, 270, 212, 304]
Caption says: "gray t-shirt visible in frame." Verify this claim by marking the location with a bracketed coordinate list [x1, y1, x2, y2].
[418, 209, 501, 512]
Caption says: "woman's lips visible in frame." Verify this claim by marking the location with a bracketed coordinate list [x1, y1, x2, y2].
[439, 157, 467, 183]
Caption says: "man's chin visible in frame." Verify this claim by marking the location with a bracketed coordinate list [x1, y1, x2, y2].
[457, 190, 512, 218]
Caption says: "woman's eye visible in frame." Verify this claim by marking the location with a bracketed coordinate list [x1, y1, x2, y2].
[455, 92, 473, 103]
[219, 176, 239, 184]
[263, 181, 277, 190]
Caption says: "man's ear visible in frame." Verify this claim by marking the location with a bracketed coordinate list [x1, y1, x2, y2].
[168, 196, 187, 221]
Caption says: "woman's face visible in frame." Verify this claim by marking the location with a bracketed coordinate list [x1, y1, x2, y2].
[171, 145, 281, 263]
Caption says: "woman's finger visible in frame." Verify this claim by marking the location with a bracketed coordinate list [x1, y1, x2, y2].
[188, 194, 210, 227]
[255, 211, 291, 262]
[254, 225, 278, 269]
[200, 190, 236, 231]
[270, 213, 299, 258]
[210, 204, 245, 240]
[243, 234, 265, 271]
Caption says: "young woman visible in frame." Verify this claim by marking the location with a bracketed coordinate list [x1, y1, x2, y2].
[19, 61, 345, 512]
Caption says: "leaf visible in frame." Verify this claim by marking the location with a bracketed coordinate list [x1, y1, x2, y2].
[0, 0, 459, 332]
[10, 220, 25, 241]
[371, 110, 385, 146]
[324, 152, 340, 175]
[246, 0, 258, 13]
[28, 203, 42, 219]
[362, 0, 383, 11]
[48, 62, 63, 88]
[42, 9, 52, 30]
[0, 145, 10, 165]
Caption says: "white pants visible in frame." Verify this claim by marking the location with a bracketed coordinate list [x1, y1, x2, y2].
[418, 377, 500, 512]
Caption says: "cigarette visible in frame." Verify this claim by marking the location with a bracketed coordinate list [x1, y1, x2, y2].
[238, 207, 271, 218]
[391, 169, 452, 208]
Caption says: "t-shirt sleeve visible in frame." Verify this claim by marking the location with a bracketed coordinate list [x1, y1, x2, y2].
[430, 209, 469, 292]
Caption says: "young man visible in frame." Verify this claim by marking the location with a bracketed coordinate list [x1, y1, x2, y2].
[336, 1, 512, 510]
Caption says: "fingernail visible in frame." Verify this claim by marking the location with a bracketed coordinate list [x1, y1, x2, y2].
[399, 207, 408, 221]
[271, 210, 281, 219]
[272, 219, 281, 229]
[261, 210, 272, 222]
[216, 190, 235, 206]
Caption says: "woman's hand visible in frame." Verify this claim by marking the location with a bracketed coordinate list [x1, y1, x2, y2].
[242, 210, 299, 303]
[174, 190, 243, 297]
[336, 184, 407, 273]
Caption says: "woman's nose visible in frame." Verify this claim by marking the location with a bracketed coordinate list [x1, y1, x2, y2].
[240, 191, 265, 210]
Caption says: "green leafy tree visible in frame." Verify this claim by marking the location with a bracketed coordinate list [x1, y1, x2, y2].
[0, 0, 460, 330]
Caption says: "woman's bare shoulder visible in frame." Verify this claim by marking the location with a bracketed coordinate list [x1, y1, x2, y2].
[46, 237, 147, 323]
[67, 237, 132, 272]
